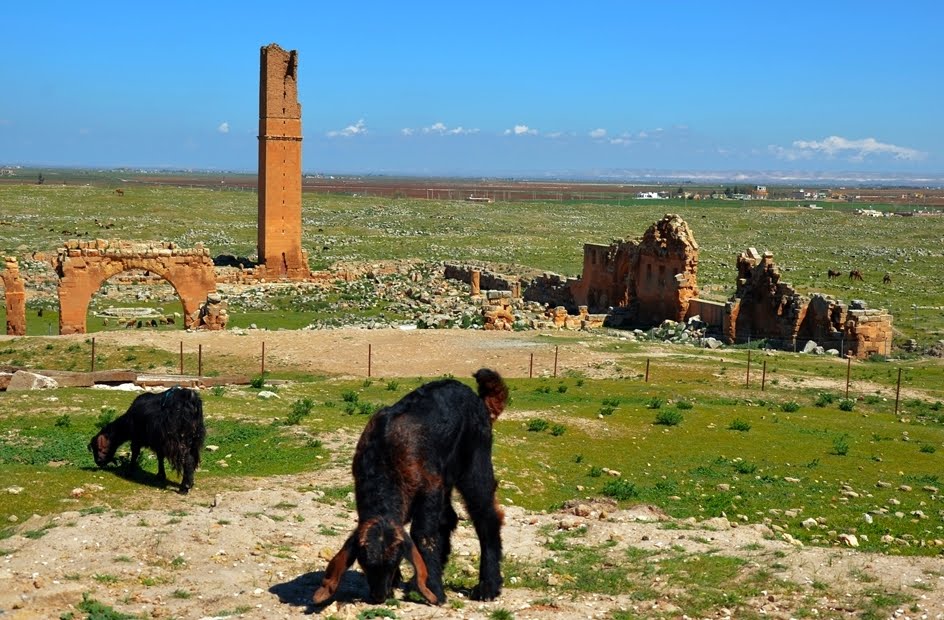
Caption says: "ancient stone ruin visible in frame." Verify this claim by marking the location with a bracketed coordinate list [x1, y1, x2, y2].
[2, 257, 26, 336]
[724, 248, 893, 357]
[256, 43, 310, 280]
[570, 213, 700, 326]
[54, 240, 219, 334]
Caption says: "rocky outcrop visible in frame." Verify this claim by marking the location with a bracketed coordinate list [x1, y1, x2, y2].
[2, 256, 26, 336]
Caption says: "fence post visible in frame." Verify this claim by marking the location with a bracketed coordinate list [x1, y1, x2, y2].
[553, 346, 559, 378]
[198, 344, 203, 377]
[91, 337, 96, 373]
[368, 344, 372, 378]
[261, 341, 266, 376]
[746, 350, 752, 388]
[529, 353, 534, 379]
[645, 358, 650, 383]
[894, 367, 902, 416]
[761, 360, 767, 391]
[845, 352, 852, 399]
[179, 341, 184, 375]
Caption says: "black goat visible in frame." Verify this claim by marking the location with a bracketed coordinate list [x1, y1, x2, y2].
[314, 368, 508, 606]
[88, 387, 205, 494]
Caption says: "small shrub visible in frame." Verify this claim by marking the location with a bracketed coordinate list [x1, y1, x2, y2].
[815, 392, 836, 407]
[341, 390, 359, 403]
[96, 407, 117, 429]
[54, 414, 71, 428]
[250, 374, 268, 389]
[575, 378, 585, 387]
[573, 454, 583, 463]
[931, 401, 943, 412]
[919, 444, 936, 454]
[646, 397, 663, 409]
[597, 405, 616, 417]
[534, 385, 551, 394]
[549, 423, 566, 437]
[728, 418, 751, 432]
[734, 461, 757, 474]
[362, 379, 373, 388]
[210, 385, 225, 397]
[864, 394, 881, 405]
[654, 410, 682, 426]
[385, 380, 399, 391]
[489, 609, 514, 620]
[283, 398, 315, 425]
[780, 401, 800, 412]
[832, 435, 850, 456]
[588, 466, 603, 478]
[601, 397, 620, 407]
[602, 479, 639, 500]
[526, 418, 549, 433]
[357, 402, 378, 416]
[676, 400, 693, 410]
[838, 399, 855, 412]
[357, 608, 397, 620]
[557, 384, 568, 394]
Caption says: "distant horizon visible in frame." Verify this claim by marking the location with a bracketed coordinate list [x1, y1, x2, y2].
[5, 162, 943, 188]
[3, 2, 942, 183]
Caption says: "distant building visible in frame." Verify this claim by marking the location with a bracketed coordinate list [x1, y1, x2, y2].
[751, 185, 768, 199]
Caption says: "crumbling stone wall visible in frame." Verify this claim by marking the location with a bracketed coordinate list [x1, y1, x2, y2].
[1, 257, 26, 336]
[257, 43, 309, 280]
[443, 263, 520, 295]
[54, 240, 218, 334]
[571, 213, 699, 326]
[724, 248, 893, 358]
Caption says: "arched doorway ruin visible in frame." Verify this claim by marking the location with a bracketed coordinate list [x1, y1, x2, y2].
[2, 257, 27, 336]
[54, 240, 217, 335]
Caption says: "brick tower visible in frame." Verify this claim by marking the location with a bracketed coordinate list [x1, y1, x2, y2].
[257, 43, 309, 279]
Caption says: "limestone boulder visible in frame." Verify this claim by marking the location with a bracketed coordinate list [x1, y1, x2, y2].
[7, 371, 59, 391]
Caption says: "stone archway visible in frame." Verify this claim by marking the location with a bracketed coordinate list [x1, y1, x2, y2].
[2, 256, 27, 336]
[54, 240, 217, 335]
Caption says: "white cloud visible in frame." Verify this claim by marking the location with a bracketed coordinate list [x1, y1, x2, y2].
[504, 124, 537, 136]
[410, 122, 479, 135]
[217, 122, 230, 134]
[328, 119, 368, 137]
[589, 128, 607, 139]
[401, 127, 414, 136]
[774, 135, 925, 161]
[424, 122, 448, 134]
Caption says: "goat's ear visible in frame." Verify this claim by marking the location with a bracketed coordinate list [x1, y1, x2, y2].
[96, 435, 108, 453]
[402, 532, 438, 604]
[313, 533, 357, 605]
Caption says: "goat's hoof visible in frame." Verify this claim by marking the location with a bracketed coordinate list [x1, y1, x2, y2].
[470, 583, 501, 601]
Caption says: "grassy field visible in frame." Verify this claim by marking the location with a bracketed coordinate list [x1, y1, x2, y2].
[1, 342, 942, 557]
[1, 182, 943, 345]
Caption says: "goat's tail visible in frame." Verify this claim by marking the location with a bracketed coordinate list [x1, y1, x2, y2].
[473, 368, 508, 422]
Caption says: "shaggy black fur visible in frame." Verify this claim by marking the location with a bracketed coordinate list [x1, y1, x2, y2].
[314, 368, 508, 606]
[88, 387, 205, 494]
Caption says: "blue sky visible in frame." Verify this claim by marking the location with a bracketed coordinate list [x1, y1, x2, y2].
[2, 1, 942, 178]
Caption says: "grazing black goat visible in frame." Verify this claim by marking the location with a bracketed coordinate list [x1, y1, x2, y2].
[88, 387, 205, 494]
[314, 368, 508, 606]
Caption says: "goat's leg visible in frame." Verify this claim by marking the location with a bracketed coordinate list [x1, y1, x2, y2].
[179, 449, 197, 494]
[128, 442, 141, 469]
[409, 490, 448, 603]
[155, 450, 167, 483]
[438, 500, 459, 567]
[458, 452, 503, 601]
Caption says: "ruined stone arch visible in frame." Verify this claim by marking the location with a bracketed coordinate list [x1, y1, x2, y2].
[54, 240, 217, 335]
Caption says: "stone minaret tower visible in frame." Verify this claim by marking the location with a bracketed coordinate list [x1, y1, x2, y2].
[257, 43, 308, 279]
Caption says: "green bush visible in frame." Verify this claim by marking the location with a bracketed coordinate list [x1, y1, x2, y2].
[210, 385, 225, 397]
[588, 466, 603, 478]
[780, 401, 800, 412]
[676, 400, 693, 410]
[832, 435, 850, 456]
[527, 418, 549, 432]
[557, 384, 568, 394]
[734, 461, 757, 474]
[838, 399, 855, 412]
[549, 423, 566, 436]
[250, 373, 268, 389]
[597, 405, 616, 417]
[728, 418, 751, 432]
[814, 392, 836, 407]
[919, 444, 936, 454]
[283, 398, 315, 425]
[96, 407, 117, 429]
[602, 479, 639, 500]
[654, 410, 683, 426]
[54, 414, 71, 428]
[341, 390, 359, 403]
[646, 397, 664, 409]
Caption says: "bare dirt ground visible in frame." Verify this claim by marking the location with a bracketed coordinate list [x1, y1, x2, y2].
[2, 329, 943, 619]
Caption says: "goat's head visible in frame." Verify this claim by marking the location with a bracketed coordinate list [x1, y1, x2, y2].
[313, 517, 437, 605]
[87, 430, 116, 468]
